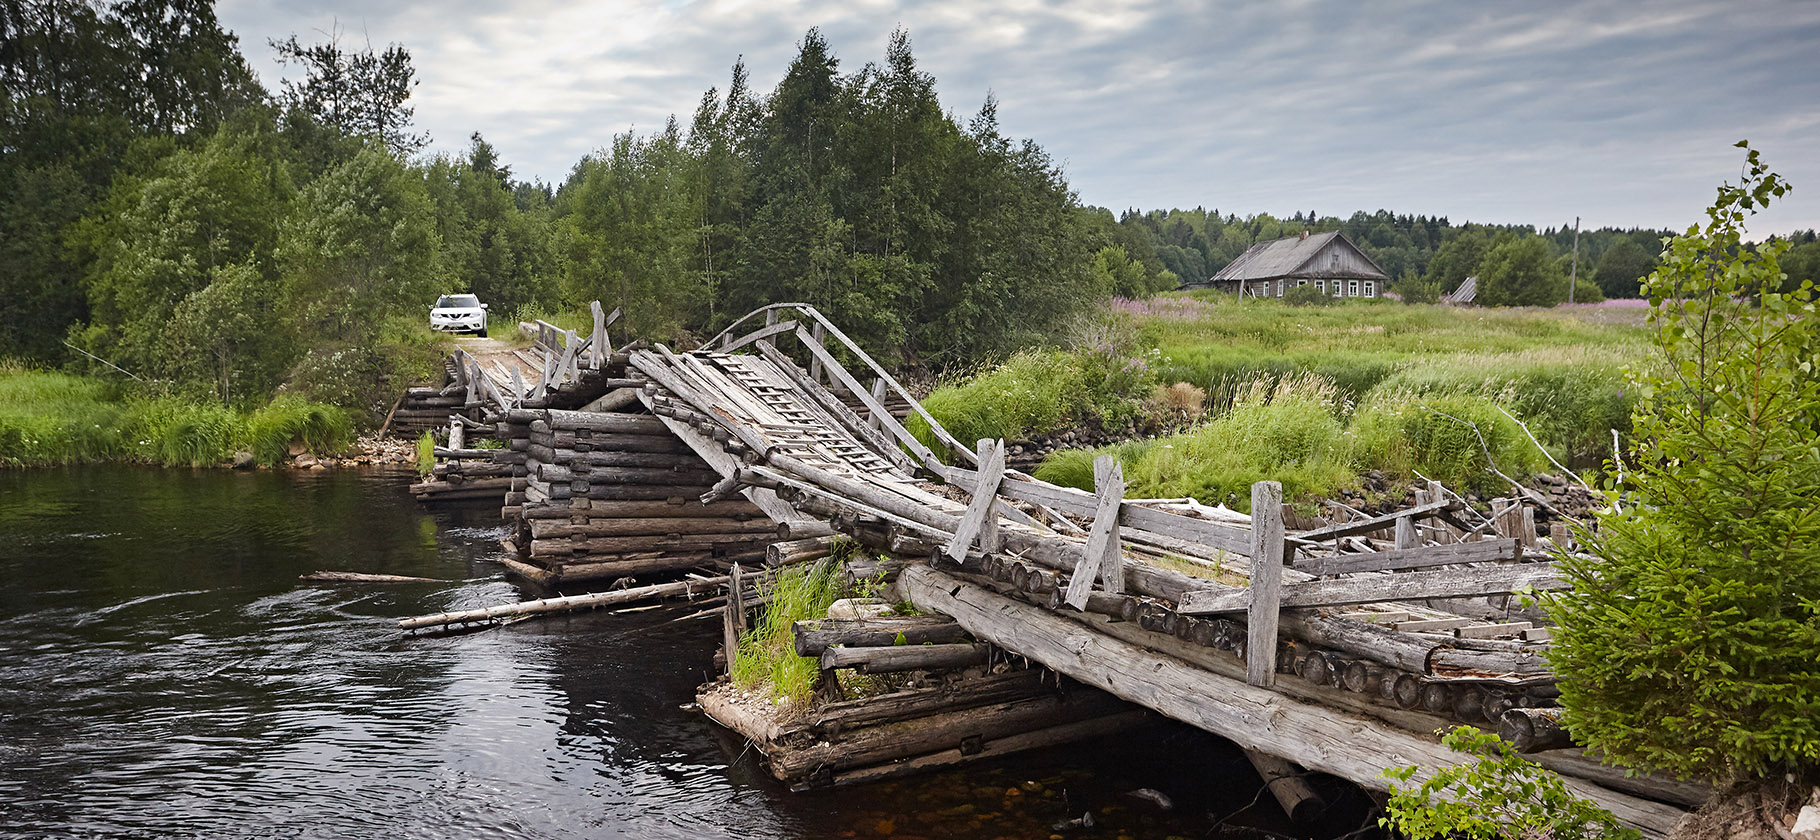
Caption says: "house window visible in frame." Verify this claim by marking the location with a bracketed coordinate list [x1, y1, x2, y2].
[1348, 280, 1360, 297]
[1363, 281, 1376, 298]
[1332, 281, 1342, 297]
[1276, 281, 1284, 298]
[1315, 280, 1325, 294]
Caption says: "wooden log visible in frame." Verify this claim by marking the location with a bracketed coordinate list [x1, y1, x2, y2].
[520, 499, 764, 520]
[530, 462, 721, 486]
[399, 574, 731, 630]
[528, 517, 777, 539]
[1499, 707, 1574, 753]
[806, 670, 1048, 732]
[527, 431, 691, 454]
[536, 553, 740, 582]
[768, 535, 837, 567]
[299, 571, 445, 583]
[524, 482, 719, 502]
[895, 566, 1690, 837]
[1291, 539, 1522, 576]
[498, 555, 557, 587]
[1244, 749, 1326, 823]
[819, 642, 991, 674]
[524, 445, 705, 469]
[1180, 562, 1567, 615]
[793, 617, 968, 657]
[528, 533, 771, 557]
[723, 563, 746, 673]
[942, 466, 1253, 557]
[1248, 481, 1285, 687]
[945, 438, 1006, 560]
[816, 711, 1151, 789]
[766, 687, 1131, 778]
[506, 408, 669, 436]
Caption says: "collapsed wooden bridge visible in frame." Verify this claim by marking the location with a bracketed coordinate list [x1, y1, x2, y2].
[405, 302, 1701, 836]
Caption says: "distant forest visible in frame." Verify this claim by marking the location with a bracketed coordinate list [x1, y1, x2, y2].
[4, 0, 1816, 413]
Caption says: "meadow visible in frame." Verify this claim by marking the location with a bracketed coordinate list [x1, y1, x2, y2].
[913, 294, 1653, 510]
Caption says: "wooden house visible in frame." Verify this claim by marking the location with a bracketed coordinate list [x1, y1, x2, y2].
[1188, 231, 1389, 299]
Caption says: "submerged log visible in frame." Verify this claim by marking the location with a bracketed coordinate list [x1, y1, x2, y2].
[299, 571, 445, 583]
[1244, 749, 1326, 823]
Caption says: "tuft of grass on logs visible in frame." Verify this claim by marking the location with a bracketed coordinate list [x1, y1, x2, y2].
[731, 557, 846, 706]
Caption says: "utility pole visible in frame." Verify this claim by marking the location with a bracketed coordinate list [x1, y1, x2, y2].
[1568, 216, 1581, 304]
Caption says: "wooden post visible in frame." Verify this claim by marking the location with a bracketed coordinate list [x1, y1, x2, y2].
[1394, 515, 1417, 550]
[1247, 480, 1285, 688]
[1426, 480, 1456, 544]
[1520, 507, 1538, 549]
[536, 349, 553, 399]
[945, 439, 1005, 560]
[449, 419, 464, 451]
[511, 367, 525, 408]
[589, 301, 606, 369]
[807, 322, 827, 384]
[976, 439, 1002, 554]
[867, 378, 888, 431]
[1065, 456, 1125, 609]
[723, 562, 745, 674]
[1490, 498, 1510, 538]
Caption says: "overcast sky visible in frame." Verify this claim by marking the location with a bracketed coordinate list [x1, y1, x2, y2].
[216, 0, 1820, 234]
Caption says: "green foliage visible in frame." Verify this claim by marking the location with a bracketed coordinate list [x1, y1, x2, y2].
[0, 363, 350, 468]
[1350, 393, 1547, 493]
[1382, 726, 1641, 840]
[1282, 283, 1331, 307]
[1037, 375, 1357, 511]
[415, 431, 436, 478]
[1477, 236, 1568, 307]
[1547, 144, 1820, 783]
[731, 561, 845, 705]
[245, 398, 355, 467]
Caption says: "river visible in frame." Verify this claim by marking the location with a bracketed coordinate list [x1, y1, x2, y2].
[0, 465, 1371, 839]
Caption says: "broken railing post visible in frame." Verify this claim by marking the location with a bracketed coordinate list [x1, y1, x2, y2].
[807, 322, 827, 384]
[723, 562, 746, 674]
[1065, 455, 1125, 609]
[944, 439, 1006, 561]
[867, 378, 888, 431]
[589, 301, 606, 369]
[1394, 514, 1417, 549]
[1246, 480, 1285, 687]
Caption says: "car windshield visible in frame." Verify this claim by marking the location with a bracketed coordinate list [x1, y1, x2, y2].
[436, 295, 480, 308]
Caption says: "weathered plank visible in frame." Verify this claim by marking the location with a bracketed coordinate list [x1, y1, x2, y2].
[945, 439, 1006, 561]
[1292, 538, 1521, 576]
[1294, 499, 1457, 542]
[1246, 481, 1285, 687]
[1180, 562, 1566, 615]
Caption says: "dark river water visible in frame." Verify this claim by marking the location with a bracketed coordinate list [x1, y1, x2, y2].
[0, 465, 1375, 839]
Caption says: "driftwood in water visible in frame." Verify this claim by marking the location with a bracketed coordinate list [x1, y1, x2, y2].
[300, 571, 445, 583]
[792, 616, 967, 656]
[399, 574, 730, 631]
[819, 642, 991, 674]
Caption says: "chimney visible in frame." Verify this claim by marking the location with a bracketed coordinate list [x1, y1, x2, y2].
[1300, 230, 1309, 240]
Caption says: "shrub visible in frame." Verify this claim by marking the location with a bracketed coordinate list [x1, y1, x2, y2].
[130, 398, 239, 466]
[1547, 145, 1820, 783]
[1382, 726, 1640, 840]
[1283, 283, 1330, 307]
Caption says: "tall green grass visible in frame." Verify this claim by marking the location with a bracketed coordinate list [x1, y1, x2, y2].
[0, 362, 353, 468]
[731, 560, 845, 705]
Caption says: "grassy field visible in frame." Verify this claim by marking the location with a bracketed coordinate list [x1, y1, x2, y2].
[914, 295, 1653, 509]
[0, 361, 354, 468]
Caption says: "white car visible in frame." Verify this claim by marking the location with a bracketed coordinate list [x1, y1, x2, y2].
[430, 294, 489, 336]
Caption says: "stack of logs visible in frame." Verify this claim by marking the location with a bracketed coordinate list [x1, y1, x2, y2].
[501, 407, 781, 586]
[700, 613, 1148, 790]
[390, 383, 471, 438]
[410, 440, 520, 504]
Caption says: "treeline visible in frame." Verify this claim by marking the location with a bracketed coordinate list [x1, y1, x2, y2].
[1096, 207, 1820, 305]
[3, 3, 1169, 419]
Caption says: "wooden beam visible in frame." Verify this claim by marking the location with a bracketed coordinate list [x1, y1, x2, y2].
[720, 319, 798, 353]
[807, 322, 827, 382]
[590, 301, 607, 369]
[945, 439, 1005, 560]
[1291, 539, 1521, 576]
[1180, 562, 1566, 615]
[1246, 481, 1285, 687]
[1294, 499, 1457, 542]
[941, 466, 1253, 557]
[896, 567, 1684, 837]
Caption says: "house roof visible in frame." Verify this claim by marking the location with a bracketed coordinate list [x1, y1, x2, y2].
[1445, 275, 1478, 304]
[1206, 231, 1388, 283]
